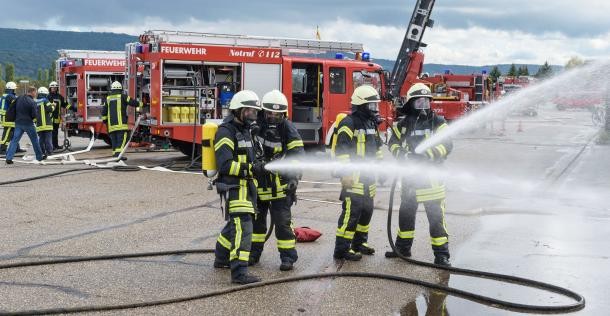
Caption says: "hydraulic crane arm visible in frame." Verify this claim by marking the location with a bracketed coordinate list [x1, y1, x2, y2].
[387, 0, 436, 103]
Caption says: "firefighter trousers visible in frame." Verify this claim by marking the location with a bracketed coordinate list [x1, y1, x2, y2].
[1, 127, 15, 150]
[52, 123, 60, 148]
[334, 192, 374, 256]
[394, 184, 449, 256]
[215, 213, 254, 279]
[251, 196, 297, 263]
[109, 130, 128, 157]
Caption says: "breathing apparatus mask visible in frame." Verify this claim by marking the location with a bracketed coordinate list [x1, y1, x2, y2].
[413, 97, 431, 116]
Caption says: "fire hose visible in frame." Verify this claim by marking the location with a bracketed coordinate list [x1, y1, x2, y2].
[0, 175, 586, 315]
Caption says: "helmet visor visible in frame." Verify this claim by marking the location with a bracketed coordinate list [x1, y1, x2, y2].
[265, 111, 284, 124]
[366, 102, 379, 113]
[413, 97, 431, 110]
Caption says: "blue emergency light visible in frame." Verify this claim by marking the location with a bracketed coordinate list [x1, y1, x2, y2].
[482, 70, 488, 74]
[362, 52, 370, 61]
[335, 53, 344, 59]
[135, 43, 143, 54]
[444, 69, 451, 74]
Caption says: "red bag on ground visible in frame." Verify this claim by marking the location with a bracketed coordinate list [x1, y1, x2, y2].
[294, 227, 322, 242]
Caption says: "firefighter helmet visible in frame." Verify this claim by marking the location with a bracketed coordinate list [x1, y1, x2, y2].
[5, 81, 17, 90]
[351, 85, 381, 105]
[229, 90, 260, 110]
[111, 81, 122, 90]
[261, 90, 288, 113]
[49, 81, 59, 88]
[37, 87, 49, 95]
[405, 83, 432, 103]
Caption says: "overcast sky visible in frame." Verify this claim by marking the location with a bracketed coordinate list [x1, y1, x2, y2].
[2, 0, 609, 65]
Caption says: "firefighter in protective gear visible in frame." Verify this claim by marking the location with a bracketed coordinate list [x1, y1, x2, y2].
[249, 90, 304, 271]
[35, 87, 55, 156]
[213, 90, 262, 284]
[48, 81, 67, 150]
[386, 83, 453, 266]
[0, 82, 25, 154]
[101, 81, 140, 160]
[333, 85, 384, 261]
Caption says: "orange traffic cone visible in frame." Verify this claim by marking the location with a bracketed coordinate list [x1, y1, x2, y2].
[517, 120, 523, 132]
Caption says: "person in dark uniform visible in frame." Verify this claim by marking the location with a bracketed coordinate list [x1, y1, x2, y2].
[333, 85, 384, 261]
[213, 90, 264, 284]
[101, 81, 140, 160]
[249, 90, 304, 271]
[386, 83, 453, 266]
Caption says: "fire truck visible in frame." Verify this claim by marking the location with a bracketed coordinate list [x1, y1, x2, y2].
[124, 30, 393, 154]
[55, 50, 126, 143]
[421, 71, 495, 118]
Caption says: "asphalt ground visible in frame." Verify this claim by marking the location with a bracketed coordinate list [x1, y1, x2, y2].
[0, 105, 607, 315]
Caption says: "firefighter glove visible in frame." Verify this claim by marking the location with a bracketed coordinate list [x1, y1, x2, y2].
[286, 179, 298, 195]
[252, 160, 267, 177]
[340, 176, 354, 187]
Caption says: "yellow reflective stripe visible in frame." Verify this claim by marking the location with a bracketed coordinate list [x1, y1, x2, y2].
[238, 251, 250, 261]
[390, 143, 401, 154]
[273, 146, 282, 154]
[435, 144, 447, 157]
[398, 230, 415, 239]
[337, 197, 352, 238]
[252, 233, 266, 243]
[229, 161, 241, 176]
[426, 148, 435, 159]
[277, 239, 296, 249]
[356, 134, 365, 157]
[336, 154, 350, 162]
[228, 201, 253, 207]
[230, 217, 242, 260]
[431, 236, 448, 246]
[416, 185, 445, 196]
[356, 224, 370, 233]
[347, 188, 364, 195]
[416, 192, 446, 202]
[336, 229, 355, 239]
[391, 125, 401, 138]
[436, 123, 448, 132]
[376, 150, 383, 159]
[287, 140, 304, 150]
[214, 138, 234, 151]
[337, 126, 354, 138]
[217, 234, 231, 249]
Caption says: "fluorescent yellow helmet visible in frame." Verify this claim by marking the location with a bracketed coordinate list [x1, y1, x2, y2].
[351, 85, 380, 105]
[261, 90, 288, 113]
[229, 90, 260, 110]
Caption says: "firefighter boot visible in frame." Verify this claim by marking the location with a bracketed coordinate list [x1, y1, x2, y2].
[385, 248, 412, 258]
[434, 254, 451, 267]
[334, 249, 362, 261]
[213, 259, 230, 269]
[279, 259, 294, 271]
[232, 273, 261, 285]
[353, 243, 375, 255]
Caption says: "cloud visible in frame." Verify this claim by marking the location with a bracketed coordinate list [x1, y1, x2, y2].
[1, 0, 609, 65]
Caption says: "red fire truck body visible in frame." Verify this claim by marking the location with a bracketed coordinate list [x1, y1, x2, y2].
[56, 50, 126, 140]
[125, 31, 392, 153]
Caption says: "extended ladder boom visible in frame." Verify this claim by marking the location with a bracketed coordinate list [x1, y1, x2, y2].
[387, 0, 435, 101]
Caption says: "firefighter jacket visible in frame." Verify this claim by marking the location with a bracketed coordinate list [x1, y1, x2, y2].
[388, 114, 453, 163]
[254, 118, 304, 201]
[335, 110, 383, 197]
[101, 92, 140, 133]
[0, 92, 17, 128]
[47, 92, 66, 124]
[215, 114, 259, 215]
[36, 98, 55, 132]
